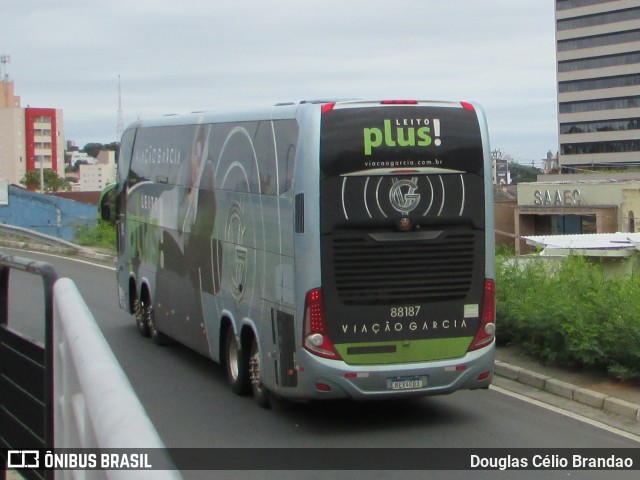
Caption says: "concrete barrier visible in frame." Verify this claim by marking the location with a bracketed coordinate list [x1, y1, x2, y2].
[53, 278, 183, 479]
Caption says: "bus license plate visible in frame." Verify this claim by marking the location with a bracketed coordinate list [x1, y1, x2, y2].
[387, 376, 424, 391]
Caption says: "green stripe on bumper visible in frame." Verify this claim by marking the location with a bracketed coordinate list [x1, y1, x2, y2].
[335, 337, 473, 365]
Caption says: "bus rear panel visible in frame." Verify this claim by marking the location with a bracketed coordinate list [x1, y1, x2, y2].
[294, 101, 495, 399]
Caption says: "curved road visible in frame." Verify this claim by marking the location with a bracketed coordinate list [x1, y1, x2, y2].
[3, 247, 639, 480]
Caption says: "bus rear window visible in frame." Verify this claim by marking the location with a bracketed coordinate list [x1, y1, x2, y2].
[320, 106, 484, 178]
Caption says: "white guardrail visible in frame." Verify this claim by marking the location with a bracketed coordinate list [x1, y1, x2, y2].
[53, 278, 183, 480]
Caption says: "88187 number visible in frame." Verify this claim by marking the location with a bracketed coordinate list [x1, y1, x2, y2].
[390, 306, 421, 318]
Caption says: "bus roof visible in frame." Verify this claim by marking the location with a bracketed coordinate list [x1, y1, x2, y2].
[124, 100, 477, 133]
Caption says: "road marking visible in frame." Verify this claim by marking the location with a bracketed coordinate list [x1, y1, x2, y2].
[1, 247, 116, 271]
[491, 384, 640, 444]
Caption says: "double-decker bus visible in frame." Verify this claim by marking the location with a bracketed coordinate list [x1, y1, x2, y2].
[101, 99, 496, 407]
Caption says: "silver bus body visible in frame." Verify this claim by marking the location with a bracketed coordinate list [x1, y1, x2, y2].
[111, 100, 496, 404]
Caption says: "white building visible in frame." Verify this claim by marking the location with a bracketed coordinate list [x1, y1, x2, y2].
[68, 151, 97, 167]
[78, 150, 116, 191]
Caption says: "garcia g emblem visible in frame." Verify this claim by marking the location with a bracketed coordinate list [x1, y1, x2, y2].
[226, 202, 247, 301]
[389, 177, 420, 215]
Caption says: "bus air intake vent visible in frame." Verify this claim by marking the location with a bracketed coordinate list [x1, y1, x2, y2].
[329, 232, 476, 305]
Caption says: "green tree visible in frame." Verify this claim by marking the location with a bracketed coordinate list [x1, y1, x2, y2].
[82, 143, 104, 159]
[82, 142, 119, 162]
[20, 169, 71, 193]
[509, 161, 541, 184]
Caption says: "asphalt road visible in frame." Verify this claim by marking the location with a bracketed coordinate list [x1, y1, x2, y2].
[3, 246, 640, 480]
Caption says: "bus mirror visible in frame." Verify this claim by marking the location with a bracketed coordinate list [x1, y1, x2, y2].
[99, 183, 118, 224]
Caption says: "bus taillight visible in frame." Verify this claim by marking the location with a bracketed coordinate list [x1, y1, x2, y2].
[468, 279, 496, 352]
[303, 288, 341, 360]
[321, 102, 336, 113]
[381, 100, 418, 105]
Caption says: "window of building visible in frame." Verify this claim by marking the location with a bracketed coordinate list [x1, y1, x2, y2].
[33, 155, 52, 164]
[557, 7, 640, 31]
[559, 51, 640, 72]
[558, 29, 640, 52]
[560, 118, 640, 134]
[581, 215, 597, 234]
[561, 139, 640, 155]
[629, 211, 635, 232]
[536, 214, 597, 234]
[556, 215, 582, 234]
[562, 162, 640, 173]
[559, 96, 640, 114]
[534, 215, 553, 235]
[559, 74, 640, 93]
[557, 0, 619, 11]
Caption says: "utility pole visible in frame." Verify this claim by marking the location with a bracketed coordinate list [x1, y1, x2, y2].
[40, 159, 44, 193]
[117, 75, 124, 141]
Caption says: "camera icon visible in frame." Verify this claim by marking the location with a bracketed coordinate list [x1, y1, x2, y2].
[7, 450, 40, 469]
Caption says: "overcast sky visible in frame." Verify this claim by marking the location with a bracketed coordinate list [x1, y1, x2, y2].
[2, 0, 557, 163]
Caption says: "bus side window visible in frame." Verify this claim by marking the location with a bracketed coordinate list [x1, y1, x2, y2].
[274, 120, 298, 194]
[255, 121, 277, 195]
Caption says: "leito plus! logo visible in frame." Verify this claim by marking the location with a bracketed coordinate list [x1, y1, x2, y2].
[363, 118, 441, 156]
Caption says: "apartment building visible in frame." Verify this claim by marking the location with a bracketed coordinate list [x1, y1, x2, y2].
[24, 106, 65, 178]
[0, 79, 64, 185]
[0, 80, 26, 184]
[79, 150, 116, 191]
[556, 0, 640, 172]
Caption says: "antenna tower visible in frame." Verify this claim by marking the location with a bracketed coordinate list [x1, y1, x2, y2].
[117, 75, 124, 140]
[0, 54, 11, 82]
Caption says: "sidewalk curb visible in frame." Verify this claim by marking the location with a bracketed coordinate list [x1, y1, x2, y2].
[0, 239, 116, 264]
[495, 360, 640, 423]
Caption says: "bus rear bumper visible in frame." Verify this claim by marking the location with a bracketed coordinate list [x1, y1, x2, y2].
[289, 342, 495, 401]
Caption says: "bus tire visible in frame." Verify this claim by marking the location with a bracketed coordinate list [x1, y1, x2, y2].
[225, 328, 250, 395]
[249, 337, 270, 408]
[134, 298, 151, 337]
[146, 301, 172, 346]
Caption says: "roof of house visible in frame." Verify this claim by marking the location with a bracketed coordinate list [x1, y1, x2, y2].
[524, 232, 640, 257]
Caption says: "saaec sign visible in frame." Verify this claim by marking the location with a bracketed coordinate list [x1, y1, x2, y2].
[533, 189, 582, 207]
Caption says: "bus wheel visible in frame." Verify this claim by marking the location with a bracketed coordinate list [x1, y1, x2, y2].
[249, 337, 270, 408]
[225, 328, 250, 395]
[134, 298, 150, 337]
[146, 301, 171, 346]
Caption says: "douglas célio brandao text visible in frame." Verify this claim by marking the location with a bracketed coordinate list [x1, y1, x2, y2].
[470, 453, 635, 470]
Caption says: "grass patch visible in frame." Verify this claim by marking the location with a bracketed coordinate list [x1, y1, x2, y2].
[73, 220, 117, 250]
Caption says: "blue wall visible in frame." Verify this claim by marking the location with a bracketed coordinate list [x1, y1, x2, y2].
[0, 185, 97, 241]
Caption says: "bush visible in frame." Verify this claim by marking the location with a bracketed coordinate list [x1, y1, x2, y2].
[73, 220, 117, 250]
[496, 253, 640, 380]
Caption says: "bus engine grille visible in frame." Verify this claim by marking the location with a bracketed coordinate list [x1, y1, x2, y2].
[328, 232, 477, 305]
